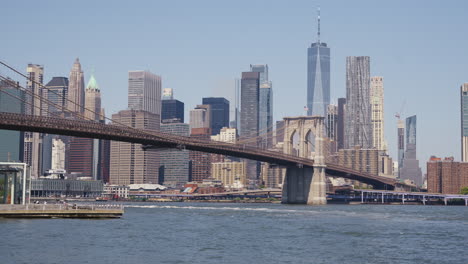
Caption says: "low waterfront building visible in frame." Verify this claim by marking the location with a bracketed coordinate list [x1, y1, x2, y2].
[30, 179, 103, 197]
[103, 184, 129, 199]
[0, 163, 29, 204]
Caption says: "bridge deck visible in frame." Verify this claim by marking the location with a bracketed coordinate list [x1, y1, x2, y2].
[0, 112, 397, 188]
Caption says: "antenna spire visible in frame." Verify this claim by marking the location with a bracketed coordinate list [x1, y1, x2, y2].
[317, 7, 321, 44]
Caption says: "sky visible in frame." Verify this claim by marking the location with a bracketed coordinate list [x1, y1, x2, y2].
[1, 0, 467, 169]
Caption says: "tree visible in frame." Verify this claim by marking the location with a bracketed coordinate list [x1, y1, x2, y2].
[460, 186, 468, 195]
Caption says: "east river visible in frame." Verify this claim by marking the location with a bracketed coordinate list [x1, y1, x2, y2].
[0, 202, 466, 264]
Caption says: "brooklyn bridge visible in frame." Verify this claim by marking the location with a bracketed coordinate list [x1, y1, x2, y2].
[0, 60, 402, 205]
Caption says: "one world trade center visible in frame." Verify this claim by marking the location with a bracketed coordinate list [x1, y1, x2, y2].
[307, 8, 330, 117]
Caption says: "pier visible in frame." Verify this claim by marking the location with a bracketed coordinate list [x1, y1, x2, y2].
[0, 204, 124, 218]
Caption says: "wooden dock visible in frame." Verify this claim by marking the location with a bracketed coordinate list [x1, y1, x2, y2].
[0, 204, 124, 218]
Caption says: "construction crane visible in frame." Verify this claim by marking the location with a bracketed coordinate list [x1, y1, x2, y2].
[395, 100, 406, 120]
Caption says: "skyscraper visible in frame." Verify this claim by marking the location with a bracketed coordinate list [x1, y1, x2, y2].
[325, 104, 338, 143]
[109, 110, 159, 185]
[67, 72, 103, 179]
[162, 88, 173, 100]
[240, 71, 260, 186]
[240, 72, 260, 141]
[337, 98, 346, 150]
[251, 65, 273, 149]
[202, 97, 230, 135]
[45, 77, 68, 114]
[161, 99, 184, 123]
[84, 72, 103, 180]
[84, 72, 101, 121]
[461, 83, 468, 162]
[345, 56, 372, 149]
[42, 77, 69, 174]
[189, 127, 212, 182]
[24, 64, 44, 178]
[397, 119, 405, 170]
[0, 78, 24, 162]
[189, 105, 211, 131]
[400, 115, 423, 186]
[370, 77, 386, 151]
[128, 71, 162, 117]
[159, 123, 190, 188]
[307, 8, 330, 117]
[67, 58, 85, 114]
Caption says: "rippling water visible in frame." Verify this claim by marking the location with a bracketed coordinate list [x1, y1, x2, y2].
[1, 203, 466, 264]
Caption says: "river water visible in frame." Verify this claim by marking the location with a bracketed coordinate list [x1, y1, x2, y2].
[0, 202, 466, 264]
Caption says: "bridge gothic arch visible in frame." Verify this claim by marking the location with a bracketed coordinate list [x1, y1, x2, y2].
[281, 116, 326, 205]
[283, 116, 324, 160]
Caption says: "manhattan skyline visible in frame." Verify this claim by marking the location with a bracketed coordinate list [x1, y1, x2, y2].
[2, 0, 468, 165]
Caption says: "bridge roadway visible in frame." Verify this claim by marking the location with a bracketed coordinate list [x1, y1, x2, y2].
[0, 112, 396, 188]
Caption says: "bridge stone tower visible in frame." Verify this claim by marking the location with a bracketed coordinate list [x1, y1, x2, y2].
[281, 116, 326, 205]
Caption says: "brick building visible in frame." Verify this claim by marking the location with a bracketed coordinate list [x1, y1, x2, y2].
[427, 156, 468, 194]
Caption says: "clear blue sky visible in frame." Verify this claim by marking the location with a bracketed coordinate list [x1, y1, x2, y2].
[2, 0, 467, 167]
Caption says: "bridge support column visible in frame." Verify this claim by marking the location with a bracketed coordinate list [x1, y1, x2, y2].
[308, 165, 326, 205]
[281, 167, 313, 204]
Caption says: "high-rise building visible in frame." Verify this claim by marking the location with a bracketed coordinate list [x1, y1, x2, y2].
[397, 119, 405, 170]
[159, 123, 190, 188]
[427, 156, 468, 194]
[66, 137, 94, 178]
[259, 82, 273, 148]
[189, 104, 211, 130]
[189, 128, 212, 182]
[250, 64, 273, 148]
[240, 71, 260, 186]
[370, 76, 385, 151]
[240, 72, 260, 141]
[326, 104, 338, 153]
[275, 120, 285, 144]
[84, 72, 101, 121]
[42, 77, 69, 175]
[345, 56, 372, 149]
[109, 110, 159, 185]
[202, 97, 230, 135]
[24, 64, 44, 177]
[67, 73, 103, 179]
[67, 58, 85, 114]
[211, 127, 237, 143]
[51, 137, 66, 170]
[161, 99, 184, 123]
[399, 115, 423, 186]
[128, 71, 162, 117]
[307, 9, 330, 117]
[250, 64, 268, 84]
[326, 104, 338, 141]
[231, 78, 241, 130]
[45, 77, 68, 114]
[337, 98, 346, 150]
[84, 73, 103, 180]
[211, 161, 246, 189]
[162, 88, 173, 100]
[337, 147, 379, 176]
[98, 135, 111, 183]
[41, 134, 53, 173]
[461, 83, 468, 162]
[0, 78, 24, 162]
